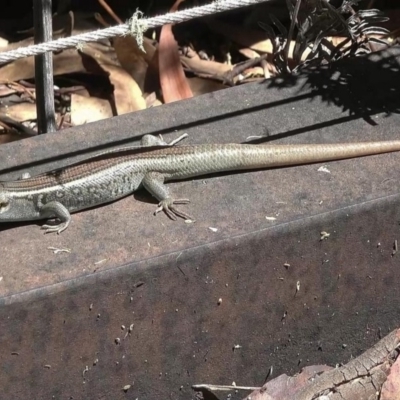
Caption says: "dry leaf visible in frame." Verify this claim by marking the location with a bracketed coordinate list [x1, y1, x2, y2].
[113, 36, 151, 92]
[80, 44, 146, 115]
[0, 84, 18, 97]
[238, 48, 261, 59]
[96, 1, 158, 94]
[0, 48, 87, 82]
[145, 92, 162, 108]
[0, 37, 8, 48]
[70, 93, 112, 125]
[241, 66, 265, 79]
[105, 64, 146, 114]
[181, 56, 232, 79]
[2, 103, 37, 121]
[159, 0, 193, 103]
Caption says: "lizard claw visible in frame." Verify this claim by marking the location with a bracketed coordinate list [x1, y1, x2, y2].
[41, 221, 69, 234]
[154, 199, 194, 221]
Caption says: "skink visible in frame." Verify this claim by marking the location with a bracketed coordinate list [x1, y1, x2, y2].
[1, 134, 400, 233]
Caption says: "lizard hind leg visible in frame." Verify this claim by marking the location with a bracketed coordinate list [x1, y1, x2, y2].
[142, 172, 194, 221]
[39, 201, 72, 234]
[154, 198, 192, 221]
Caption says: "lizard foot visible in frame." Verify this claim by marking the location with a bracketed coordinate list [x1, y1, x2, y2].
[154, 199, 194, 221]
[41, 221, 70, 234]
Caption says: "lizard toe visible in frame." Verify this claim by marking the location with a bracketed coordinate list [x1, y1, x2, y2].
[155, 199, 193, 221]
[41, 221, 69, 234]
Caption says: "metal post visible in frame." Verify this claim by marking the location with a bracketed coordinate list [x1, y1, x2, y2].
[33, 0, 57, 134]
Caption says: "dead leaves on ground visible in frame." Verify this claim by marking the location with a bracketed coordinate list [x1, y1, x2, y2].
[159, 0, 193, 103]
[0, 1, 395, 141]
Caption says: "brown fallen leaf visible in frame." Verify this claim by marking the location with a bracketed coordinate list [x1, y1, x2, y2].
[0, 48, 87, 82]
[180, 56, 232, 81]
[113, 36, 152, 92]
[70, 93, 112, 125]
[159, 0, 193, 103]
[105, 64, 146, 114]
[0, 84, 18, 97]
[2, 103, 37, 121]
[238, 48, 261, 59]
[0, 80, 36, 100]
[223, 54, 275, 83]
[96, 1, 157, 94]
[0, 12, 101, 82]
[241, 66, 266, 79]
[0, 37, 7, 48]
[80, 44, 146, 115]
[0, 114, 37, 138]
[145, 92, 162, 108]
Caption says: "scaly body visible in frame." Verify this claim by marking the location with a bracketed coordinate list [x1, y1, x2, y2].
[1, 134, 400, 233]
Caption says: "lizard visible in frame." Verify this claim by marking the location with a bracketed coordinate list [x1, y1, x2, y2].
[1, 133, 400, 234]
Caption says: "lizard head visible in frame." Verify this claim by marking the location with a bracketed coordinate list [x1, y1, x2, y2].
[0, 188, 39, 222]
[0, 191, 11, 216]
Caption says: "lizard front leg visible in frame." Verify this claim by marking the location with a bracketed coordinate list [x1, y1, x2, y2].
[38, 201, 72, 234]
[142, 172, 194, 221]
[141, 133, 188, 147]
[18, 172, 31, 179]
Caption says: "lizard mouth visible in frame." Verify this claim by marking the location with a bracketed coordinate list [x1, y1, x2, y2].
[0, 194, 10, 214]
[0, 202, 10, 214]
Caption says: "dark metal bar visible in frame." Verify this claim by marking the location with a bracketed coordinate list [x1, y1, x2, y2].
[33, 0, 57, 134]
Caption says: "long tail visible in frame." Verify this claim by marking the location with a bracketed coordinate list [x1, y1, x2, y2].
[239, 141, 400, 169]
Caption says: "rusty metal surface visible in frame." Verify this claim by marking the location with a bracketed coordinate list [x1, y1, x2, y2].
[1, 197, 400, 399]
[0, 47, 400, 398]
[0, 47, 400, 297]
